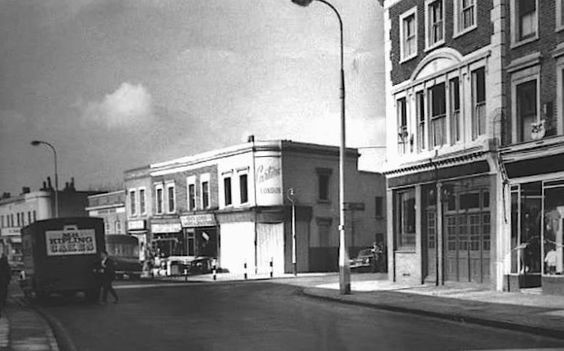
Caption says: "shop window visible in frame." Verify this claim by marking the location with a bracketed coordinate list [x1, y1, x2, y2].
[129, 190, 136, 216]
[397, 97, 409, 154]
[115, 220, 121, 233]
[416, 91, 426, 152]
[400, 8, 417, 61]
[316, 168, 332, 202]
[224, 177, 232, 206]
[429, 82, 447, 147]
[482, 213, 490, 251]
[543, 185, 564, 275]
[396, 189, 416, 249]
[375, 196, 384, 218]
[105, 221, 111, 233]
[202, 181, 210, 209]
[240, 174, 248, 204]
[187, 230, 195, 256]
[155, 186, 164, 214]
[447, 216, 457, 251]
[139, 188, 146, 214]
[454, 0, 476, 35]
[426, 0, 444, 49]
[0, 215, 3, 228]
[449, 78, 461, 144]
[472, 68, 486, 140]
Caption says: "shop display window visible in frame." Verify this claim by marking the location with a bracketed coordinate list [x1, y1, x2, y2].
[543, 184, 564, 275]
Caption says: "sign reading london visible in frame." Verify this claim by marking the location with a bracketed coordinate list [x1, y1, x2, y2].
[45, 229, 97, 256]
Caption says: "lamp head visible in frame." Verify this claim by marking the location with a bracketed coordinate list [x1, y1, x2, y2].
[292, 0, 314, 6]
[31, 140, 41, 146]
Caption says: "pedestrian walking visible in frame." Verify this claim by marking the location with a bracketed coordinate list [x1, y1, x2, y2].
[0, 254, 11, 317]
[97, 251, 119, 304]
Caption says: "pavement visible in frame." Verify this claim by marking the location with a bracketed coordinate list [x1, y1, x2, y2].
[2, 271, 564, 350]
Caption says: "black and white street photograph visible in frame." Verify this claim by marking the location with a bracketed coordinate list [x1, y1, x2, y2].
[2, 0, 564, 350]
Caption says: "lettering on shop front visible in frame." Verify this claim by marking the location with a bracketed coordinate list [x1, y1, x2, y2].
[257, 165, 280, 183]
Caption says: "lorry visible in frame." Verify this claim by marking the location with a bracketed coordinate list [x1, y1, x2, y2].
[105, 234, 142, 279]
[19, 217, 105, 301]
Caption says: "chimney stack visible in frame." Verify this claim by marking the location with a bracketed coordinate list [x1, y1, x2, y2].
[21, 187, 30, 194]
[247, 135, 255, 143]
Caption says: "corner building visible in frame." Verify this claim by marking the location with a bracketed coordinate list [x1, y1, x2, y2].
[381, 0, 564, 293]
[125, 140, 386, 274]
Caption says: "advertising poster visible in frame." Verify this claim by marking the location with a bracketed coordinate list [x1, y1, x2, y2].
[255, 156, 283, 206]
[45, 228, 97, 256]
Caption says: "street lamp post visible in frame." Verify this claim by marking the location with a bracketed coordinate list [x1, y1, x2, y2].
[291, 0, 350, 294]
[31, 140, 59, 218]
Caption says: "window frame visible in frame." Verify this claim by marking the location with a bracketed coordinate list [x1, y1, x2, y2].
[558, 0, 564, 32]
[428, 81, 448, 148]
[396, 96, 409, 154]
[139, 187, 146, 215]
[129, 189, 137, 216]
[223, 175, 233, 207]
[239, 172, 249, 205]
[510, 66, 540, 144]
[155, 184, 164, 215]
[186, 176, 196, 211]
[399, 7, 418, 63]
[510, 0, 539, 47]
[200, 174, 210, 209]
[395, 188, 417, 251]
[453, 0, 477, 37]
[166, 182, 176, 214]
[425, 0, 445, 51]
[471, 67, 487, 140]
[316, 168, 332, 203]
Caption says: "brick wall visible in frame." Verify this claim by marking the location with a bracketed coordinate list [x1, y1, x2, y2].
[388, 0, 493, 86]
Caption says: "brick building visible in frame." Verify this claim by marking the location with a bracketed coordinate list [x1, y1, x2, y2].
[380, 0, 564, 294]
[124, 139, 386, 274]
[86, 191, 126, 235]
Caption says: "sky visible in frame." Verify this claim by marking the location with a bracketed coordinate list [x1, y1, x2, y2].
[0, 0, 385, 195]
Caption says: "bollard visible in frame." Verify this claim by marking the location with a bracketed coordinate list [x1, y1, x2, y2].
[184, 268, 188, 282]
[269, 258, 273, 278]
[212, 263, 217, 281]
[244, 262, 248, 280]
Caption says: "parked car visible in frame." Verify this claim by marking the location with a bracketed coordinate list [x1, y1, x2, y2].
[350, 248, 375, 271]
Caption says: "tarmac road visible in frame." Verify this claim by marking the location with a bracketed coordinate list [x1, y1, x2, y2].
[37, 281, 564, 351]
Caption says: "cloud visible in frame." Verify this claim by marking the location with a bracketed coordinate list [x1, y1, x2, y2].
[80, 82, 154, 128]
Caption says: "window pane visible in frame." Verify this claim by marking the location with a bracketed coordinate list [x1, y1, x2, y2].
[416, 91, 426, 151]
[168, 186, 175, 212]
[130, 191, 136, 215]
[156, 188, 163, 213]
[396, 189, 416, 249]
[472, 68, 486, 139]
[319, 174, 330, 201]
[189, 184, 196, 210]
[518, 0, 536, 40]
[240, 174, 248, 203]
[140, 189, 145, 214]
[224, 177, 232, 206]
[202, 182, 209, 208]
[544, 186, 564, 275]
[517, 80, 537, 142]
[450, 78, 460, 144]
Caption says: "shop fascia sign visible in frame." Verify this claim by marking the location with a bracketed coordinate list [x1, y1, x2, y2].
[1, 227, 21, 237]
[128, 220, 146, 230]
[180, 214, 216, 228]
[151, 223, 182, 233]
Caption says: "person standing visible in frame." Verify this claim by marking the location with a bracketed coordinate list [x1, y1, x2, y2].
[98, 251, 119, 304]
[0, 254, 11, 317]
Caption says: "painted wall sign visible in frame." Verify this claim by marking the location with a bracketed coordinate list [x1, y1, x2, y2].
[45, 229, 97, 256]
[255, 156, 283, 206]
[1, 227, 21, 237]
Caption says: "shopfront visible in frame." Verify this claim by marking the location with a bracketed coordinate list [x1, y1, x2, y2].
[151, 222, 184, 257]
[504, 150, 564, 294]
[180, 214, 218, 258]
[127, 219, 148, 261]
[388, 154, 495, 286]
